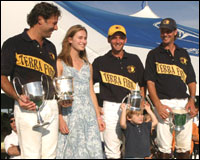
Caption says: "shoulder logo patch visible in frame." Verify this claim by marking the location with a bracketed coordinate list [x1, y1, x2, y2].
[180, 57, 188, 65]
[127, 65, 135, 73]
[49, 52, 55, 60]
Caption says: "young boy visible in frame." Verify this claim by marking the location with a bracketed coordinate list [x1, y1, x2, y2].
[120, 103, 158, 158]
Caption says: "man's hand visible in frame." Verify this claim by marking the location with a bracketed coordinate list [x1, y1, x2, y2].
[7, 144, 20, 156]
[156, 104, 172, 120]
[185, 99, 197, 118]
[17, 95, 36, 111]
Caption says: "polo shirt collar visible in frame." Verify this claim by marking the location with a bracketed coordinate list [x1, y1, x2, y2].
[107, 50, 128, 59]
[21, 28, 48, 46]
[21, 29, 32, 42]
[159, 43, 181, 54]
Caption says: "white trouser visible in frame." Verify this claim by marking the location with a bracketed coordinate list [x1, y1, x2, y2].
[102, 101, 122, 159]
[14, 100, 58, 159]
[155, 99, 192, 154]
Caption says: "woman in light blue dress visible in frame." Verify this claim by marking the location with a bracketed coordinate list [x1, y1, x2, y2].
[56, 25, 105, 159]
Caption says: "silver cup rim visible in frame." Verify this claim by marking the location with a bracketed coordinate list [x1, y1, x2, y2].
[172, 107, 188, 114]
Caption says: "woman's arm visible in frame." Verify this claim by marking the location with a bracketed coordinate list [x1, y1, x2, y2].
[89, 64, 105, 132]
[56, 59, 70, 134]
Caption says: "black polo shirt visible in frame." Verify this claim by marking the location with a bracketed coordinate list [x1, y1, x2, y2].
[144, 44, 196, 99]
[123, 121, 152, 158]
[92, 50, 145, 103]
[1, 29, 57, 99]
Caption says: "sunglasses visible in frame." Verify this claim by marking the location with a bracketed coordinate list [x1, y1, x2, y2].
[10, 120, 15, 123]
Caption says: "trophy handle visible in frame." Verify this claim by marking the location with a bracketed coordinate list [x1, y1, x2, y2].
[121, 94, 130, 109]
[53, 77, 60, 94]
[146, 95, 154, 108]
[13, 77, 24, 101]
[40, 74, 49, 108]
[166, 110, 175, 128]
[171, 112, 175, 129]
[41, 74, 49, 99]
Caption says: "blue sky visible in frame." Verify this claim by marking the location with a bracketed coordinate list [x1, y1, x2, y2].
[78, 1, 199, 29]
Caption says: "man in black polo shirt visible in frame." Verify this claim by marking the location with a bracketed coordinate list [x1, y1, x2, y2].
[1, 2, 61, 158]
[92, 25, 145, 159]
[145, 18, 196, 159]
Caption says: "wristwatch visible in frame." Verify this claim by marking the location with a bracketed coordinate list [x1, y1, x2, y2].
[189, 96, 196, 102]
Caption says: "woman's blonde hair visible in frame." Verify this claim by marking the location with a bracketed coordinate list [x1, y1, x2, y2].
[58, 24, 89, 66]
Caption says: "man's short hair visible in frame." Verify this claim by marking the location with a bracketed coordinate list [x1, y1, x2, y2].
[27, 2, 61, 27]
[8, 113, 14, 120]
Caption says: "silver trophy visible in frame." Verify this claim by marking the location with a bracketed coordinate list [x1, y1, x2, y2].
[122, 83, 142, 111]
[13, 75, 49, 128]
[169, 108, 188, 131]
[53, 76, 74, 104]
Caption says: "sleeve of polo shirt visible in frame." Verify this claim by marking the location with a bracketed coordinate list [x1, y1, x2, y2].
[144, 51, 157, 82]
[92, 58, 102, 84]
[4, 135, 12, 153]
[185, 51, 196, 84]
[1, 38, 16, 76]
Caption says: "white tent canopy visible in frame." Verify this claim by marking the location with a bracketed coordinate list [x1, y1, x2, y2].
[130, 5, 160, 18]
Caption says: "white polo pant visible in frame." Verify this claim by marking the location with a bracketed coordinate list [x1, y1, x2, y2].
[102, 101, 122, 159]
[14, 100, 58, 159]
[155, 99, 192, 154]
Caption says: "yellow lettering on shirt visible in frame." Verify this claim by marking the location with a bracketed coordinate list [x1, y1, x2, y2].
[16, 53, 55, 79]
[100, 71, 136, 90]
[156, 62, 187, 83]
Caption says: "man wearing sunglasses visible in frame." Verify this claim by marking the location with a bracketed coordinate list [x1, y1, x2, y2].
[4, 113, 21, 159]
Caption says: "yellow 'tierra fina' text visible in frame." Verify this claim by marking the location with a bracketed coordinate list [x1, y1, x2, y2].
[16, 53, 55, 79]
[156, 62, 187, 83]
[100, 71, 136, 90]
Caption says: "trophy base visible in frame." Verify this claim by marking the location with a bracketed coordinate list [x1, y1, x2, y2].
[61, 94, 73, 101]
[32, 122, 50, 129]
[174, 126, 184, 132]
[130, 106, 141, 111]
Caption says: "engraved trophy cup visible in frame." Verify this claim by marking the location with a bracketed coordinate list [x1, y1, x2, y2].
[122, 83, 143, 111]
[53, 76, 74, 105]
[13, 75, 49, 128]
